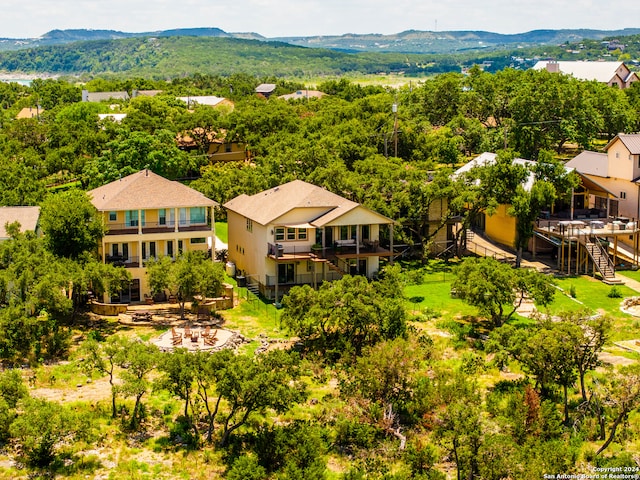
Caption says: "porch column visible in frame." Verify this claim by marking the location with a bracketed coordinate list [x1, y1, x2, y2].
[211, 205, 216, 263]
[570, 188, 574, 220]
[389, 223, 394, 265]
[174, 208, 179, 233]
[356, 224, 360, 255]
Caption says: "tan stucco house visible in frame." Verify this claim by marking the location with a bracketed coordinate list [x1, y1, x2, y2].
[566, 134, 640, 221]
[89, 170, 217, 303]
[224, 180, 394, 300]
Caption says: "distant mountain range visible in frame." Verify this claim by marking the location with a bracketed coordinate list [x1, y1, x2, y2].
[1, 27, 640, 54]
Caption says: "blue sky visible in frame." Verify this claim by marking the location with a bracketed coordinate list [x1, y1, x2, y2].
[2, 0, 639, 39]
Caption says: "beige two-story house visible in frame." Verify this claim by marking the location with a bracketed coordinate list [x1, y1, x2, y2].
[224, 180, 394, 301]
[89, 170, 217, 303]
[566, 134, 640, 221]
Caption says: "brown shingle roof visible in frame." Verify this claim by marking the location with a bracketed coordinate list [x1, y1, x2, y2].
[0, 206, 40, 239]
[224, 180, 391, 226]
[88, 170, 217, 211]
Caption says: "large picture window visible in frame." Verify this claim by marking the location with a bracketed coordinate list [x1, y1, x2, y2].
[190, 207, 206, 224]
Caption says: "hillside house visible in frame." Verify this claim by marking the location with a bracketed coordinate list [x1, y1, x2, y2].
[224, 180, 394, 300]
[532, 61, 639, 88]
[89, 170, 217, 303]
[566, 134, 640, 221]
[255, 83, 277, 98]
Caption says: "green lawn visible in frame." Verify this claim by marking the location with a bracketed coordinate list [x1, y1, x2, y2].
[220, 285, 286, 339]
[215, 222, 228, 244]
[544, 276, 636, 317]
[403, 272, 477, 322]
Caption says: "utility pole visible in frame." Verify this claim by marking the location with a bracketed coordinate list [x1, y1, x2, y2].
[392, 102, 398, 158]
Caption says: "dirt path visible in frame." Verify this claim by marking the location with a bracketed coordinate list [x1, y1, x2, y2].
[30, 376, 114, 404]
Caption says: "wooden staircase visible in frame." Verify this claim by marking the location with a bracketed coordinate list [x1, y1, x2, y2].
[246, 283, 260, 296]
[311, 255, 346, 275]
[583, 238, 622, 284]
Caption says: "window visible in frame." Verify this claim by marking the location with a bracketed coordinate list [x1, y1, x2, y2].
[122, 243, 128, 259]
[112, 244, 119, 257]
[179, 208, 187, 226]
[159, 209, 166, 226]
[616, 152, 620, 158]
[361, 225, 370, 240]
[108, 211, 117, 222]
[246, 218, 253, 232]
[621, 191, 627, 199]
[275, 227, 285, 241]
[278, 263, 295, 284]
[287, 227, 296, 240]
[190, 207, 206, 224]
[298, 228, 307, 240]
[178, 240, 184, 254]
[190, 237, 206, 244]
[125, 210, 139, 227]
[340, 225, 349, 240]
[225, 143, 232, 153]
[167, 240, 174, 257]
[149, 242, 156, 258]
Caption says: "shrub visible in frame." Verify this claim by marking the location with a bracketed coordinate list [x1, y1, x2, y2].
[607, 286, 622, 298]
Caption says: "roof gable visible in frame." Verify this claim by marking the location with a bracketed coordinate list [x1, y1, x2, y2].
[88, 170, 217, 211]
[605, 134, 640, 155]
[224, 180, 391, 226]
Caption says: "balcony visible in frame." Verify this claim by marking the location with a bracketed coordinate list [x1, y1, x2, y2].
[267, 240, 390, 261]
[105, 255, 141, 268]
[106, 221, 212, 235]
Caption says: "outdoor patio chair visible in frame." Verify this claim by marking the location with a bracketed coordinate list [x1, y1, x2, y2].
[202, 325, 212, 339]
[204, 329, 218, 346]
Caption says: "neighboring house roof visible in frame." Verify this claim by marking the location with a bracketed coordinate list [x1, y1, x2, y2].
[88, 170, 217, 211]
[177, 95, 228, 108]
[133, 90, 162, 97]
[532, 60, 633, 83]
[98, 113, 127, 122]
[454, 152, 538, 191]
[224, 180, 392, 226]
[255, 83, 277, 94]
[565, 151, 609, 177]
[605, 133, 640, 155]
[82, 90, 130, 102]
[0, 206, 40, 239]
[16, 106, 43, 119]
[278, 90, 326, 101]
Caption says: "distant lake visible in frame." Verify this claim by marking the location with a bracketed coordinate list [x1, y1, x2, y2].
[1, 78, 32, 86]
